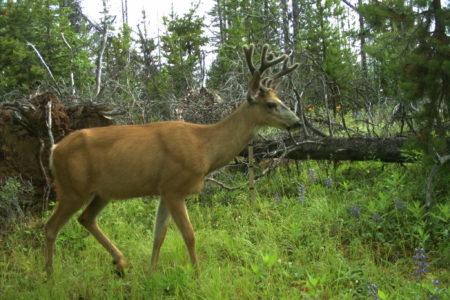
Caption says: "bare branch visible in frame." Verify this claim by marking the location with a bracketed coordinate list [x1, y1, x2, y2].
[205, 177, 241, 191]
[293, 87, 310, 137]
[61, 32, 75, 95]
[321, 77, 333, 137]
[26, 42, 61, 96]
[45, 100, 54, 147]
[342, 0, 357, 12]
[95, 23, 109, 98]
[39, 139, 51, 210]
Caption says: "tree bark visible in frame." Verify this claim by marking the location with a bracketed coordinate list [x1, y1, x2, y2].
[243, 136, 450, 163]
[280, 0, 290, 51]
[217, 0, 226, 44]
[358, 0, 368, 76]
[342, 0, 368, 75]
[292, 0, 300, 46]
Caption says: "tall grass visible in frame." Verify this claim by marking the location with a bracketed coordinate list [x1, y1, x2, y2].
[0, 161, 448, 299]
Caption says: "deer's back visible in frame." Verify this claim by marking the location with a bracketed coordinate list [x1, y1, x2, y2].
[51, 122, 210, 200]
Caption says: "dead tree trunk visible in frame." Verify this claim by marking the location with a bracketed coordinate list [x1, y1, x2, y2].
[245, 136, 449, 163]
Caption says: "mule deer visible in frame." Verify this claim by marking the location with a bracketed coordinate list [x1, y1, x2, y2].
[45, 44, 300, 276]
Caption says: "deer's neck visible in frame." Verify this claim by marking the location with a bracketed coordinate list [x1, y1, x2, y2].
[204, 101, 260, 173]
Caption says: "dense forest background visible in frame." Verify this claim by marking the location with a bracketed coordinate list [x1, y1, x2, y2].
[1, 0, 448, 142]
[0, 0, 449, 299]
[1, 0, 448, 206]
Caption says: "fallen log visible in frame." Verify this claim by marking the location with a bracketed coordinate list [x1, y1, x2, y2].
[245, 136, 447, 163]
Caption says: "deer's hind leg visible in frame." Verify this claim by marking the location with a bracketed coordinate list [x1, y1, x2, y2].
[45, 193, 86, 276]
[77, 195, 126, 276]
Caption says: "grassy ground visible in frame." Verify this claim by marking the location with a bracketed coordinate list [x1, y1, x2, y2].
[0, 161, 448, 299]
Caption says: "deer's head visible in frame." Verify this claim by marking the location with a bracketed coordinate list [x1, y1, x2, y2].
[244, 44, 300, 130]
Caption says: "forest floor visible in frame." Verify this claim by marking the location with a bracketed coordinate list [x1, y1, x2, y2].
[0, 161, 448, 299]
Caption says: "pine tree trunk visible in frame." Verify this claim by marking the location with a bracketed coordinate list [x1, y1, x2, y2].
[280, 0, 290, 50]
[358, 0, 368, 76]
[292, 0, 300, 46]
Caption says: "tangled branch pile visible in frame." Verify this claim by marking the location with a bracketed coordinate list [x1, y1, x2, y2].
[0, 92, 119, 216]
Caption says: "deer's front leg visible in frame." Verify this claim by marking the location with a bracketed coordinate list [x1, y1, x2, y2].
[164, 195, 198, 269]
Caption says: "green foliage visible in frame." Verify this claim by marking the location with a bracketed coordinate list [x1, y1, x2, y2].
[1, 162, 449, 299]
[0, 0, 93, 97]
[160, 4, 208, 97]
[360, 0, 450, 153]
[0, 177, 33, 224]
[207, 0, 285, 90]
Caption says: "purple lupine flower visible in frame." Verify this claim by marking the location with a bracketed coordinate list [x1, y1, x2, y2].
[429, 280, 441, 299]
[348, 203, 361, 217]
[395, 198, 404, 210]
[308, 169, 316, 183]
[431, 279, 440, 285]
[297, 183, 305, 204]
[274, 193, 281, 203]
[325, 176, 333, 188]
[413, 248, 428, 281]
[372, 212, 382, 222]
[367, 281, 379, 300]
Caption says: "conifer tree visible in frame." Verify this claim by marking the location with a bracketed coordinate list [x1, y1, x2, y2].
[361, 0, 449, 153]
[160, 5, 208, 98]
[0, 0, 92, 98]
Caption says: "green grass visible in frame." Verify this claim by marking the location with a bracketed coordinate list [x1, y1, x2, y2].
[0, 161, 448, 299]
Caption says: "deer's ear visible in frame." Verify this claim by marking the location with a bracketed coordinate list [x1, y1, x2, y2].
[247, 70, 261, 104]
[247, 87, 268, 104]
[258, 87, 268, 97]
[247, 91, 257, 104]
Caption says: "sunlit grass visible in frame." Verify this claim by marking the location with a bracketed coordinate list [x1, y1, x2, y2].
[0, 161, 448, 299]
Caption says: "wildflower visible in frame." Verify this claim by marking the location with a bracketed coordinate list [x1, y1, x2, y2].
[413, 248, 428, 281]
[367, 281, 379, 300]
[431, 279, 440, 285]
[274, 193, 281, 203]
[372, 212, 382, 222]
[395, 198, 404, 210]
[348, 203, 361, 217]
[308, 169, 317, 183]
[325, 176, 333, 188]
[297, 183, 305, 204]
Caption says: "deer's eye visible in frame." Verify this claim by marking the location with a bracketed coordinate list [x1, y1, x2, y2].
[266, 102, 277, 109]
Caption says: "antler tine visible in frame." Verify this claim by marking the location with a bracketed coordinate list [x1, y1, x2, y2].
[244, 44, 298, 103]
[272, 56, 299, 80]
[243, 44, 256, 74]
[259, 44, 288, 76]
[261, 77, 274, 89]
